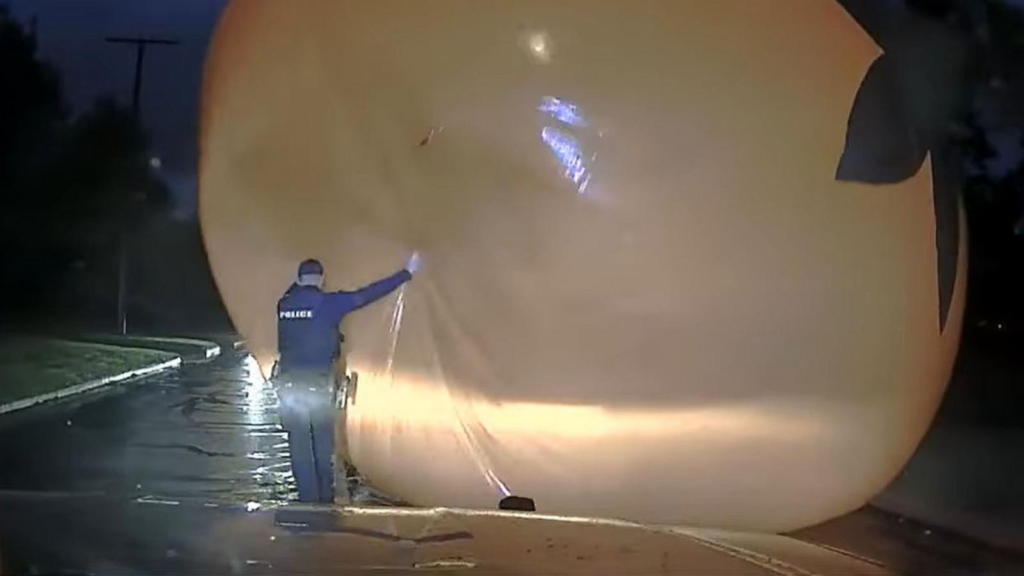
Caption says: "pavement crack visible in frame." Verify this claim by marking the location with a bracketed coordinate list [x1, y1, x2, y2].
[168, 397, 201, 418]
[202, 394, 232, 406]
[134, 442, 235, 458]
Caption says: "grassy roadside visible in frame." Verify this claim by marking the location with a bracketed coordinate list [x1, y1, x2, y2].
[0, 337, 177, 406]
[80, 335, 221, 363]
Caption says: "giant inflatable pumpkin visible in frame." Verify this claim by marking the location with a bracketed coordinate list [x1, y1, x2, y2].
[200, 0, 966, 531]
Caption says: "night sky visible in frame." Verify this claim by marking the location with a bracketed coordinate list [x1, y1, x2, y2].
[6, 0, 1023, 218]
[7, 0, 229, 218]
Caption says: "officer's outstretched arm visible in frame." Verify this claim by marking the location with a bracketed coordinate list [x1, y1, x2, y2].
[341, 269, 412, 312]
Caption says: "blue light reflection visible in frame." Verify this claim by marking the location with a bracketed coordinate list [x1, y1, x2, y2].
[541, 127, 591, 194]
[539, 96, 588, 128]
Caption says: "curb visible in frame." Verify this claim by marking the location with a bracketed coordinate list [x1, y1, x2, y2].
[81, 336, 222, 364]
[148, 337, 221, 363]
[205, 344, 223, 361]
[185, 341, 221, 363]
[0, 356, 183, 416]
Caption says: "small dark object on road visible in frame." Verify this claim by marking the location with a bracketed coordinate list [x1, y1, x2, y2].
[500, 496, 536, 512]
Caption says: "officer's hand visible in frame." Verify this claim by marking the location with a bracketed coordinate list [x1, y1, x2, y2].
[405, 251, 422, 275]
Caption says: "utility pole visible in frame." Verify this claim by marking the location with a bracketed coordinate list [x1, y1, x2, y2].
[105, 36, 179, 335]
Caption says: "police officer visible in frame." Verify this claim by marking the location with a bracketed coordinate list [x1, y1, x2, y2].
[275, 254, 420, 503]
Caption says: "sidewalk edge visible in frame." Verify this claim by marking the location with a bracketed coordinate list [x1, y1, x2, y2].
[0, 356, 183, 416]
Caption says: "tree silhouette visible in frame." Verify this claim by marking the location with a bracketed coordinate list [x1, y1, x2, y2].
[0, 10, 172, 327]
[0, 6, 64, 193]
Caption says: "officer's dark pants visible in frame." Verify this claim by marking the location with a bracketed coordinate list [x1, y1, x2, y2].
[276, 372, 336, 503]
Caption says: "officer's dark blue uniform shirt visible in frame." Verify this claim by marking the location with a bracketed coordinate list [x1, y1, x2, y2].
[277, 270, 411, 373]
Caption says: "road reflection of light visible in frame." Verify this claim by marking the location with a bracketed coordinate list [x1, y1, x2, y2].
[252, 460, 293, 489]
[136, 496, 181, 506]
[255, 463, 291, 473]
[247, 451, 290, 460]
[239, 354, 295, 503]
[244, 354, 266, 386]
[242, 354, 277, 422]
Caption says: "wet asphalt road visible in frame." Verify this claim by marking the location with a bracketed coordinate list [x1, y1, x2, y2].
[0, 350, 292, 507]
[0, 349, 1022, 575]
